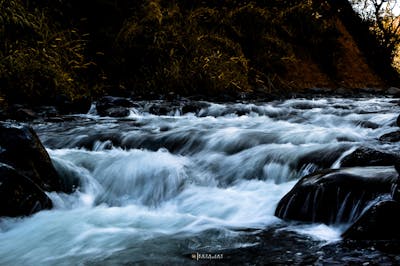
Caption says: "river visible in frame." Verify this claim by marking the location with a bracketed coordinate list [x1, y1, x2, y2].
[1, 97, 400, 265]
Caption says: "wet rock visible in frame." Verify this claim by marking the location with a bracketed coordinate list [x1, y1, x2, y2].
[297, 146, 350, 170]
[0, 163, 52, 217]
[97, 96, 134, 109]
[101, 107, 130, 117]
[0, 122, 63, 191]
[359, 87, 382, 95]
[148, 103, 175, 115]
[397, 114, 400, 127]
[358, 121, 379, 129]
[36, 106, 59, 118]
[275, 167, 397, 224]
[342, 200, 400, 240]
[308, 88, 334, 95]
[341, 147, 400, 167]
[387, 87, 400, 96]
[379, 131, 400, 142]
[181, 102, 210, 115]
[11, 107, 38, 121]
[96, 96, 134, 117]
[336, 87, 353, 97]
[0, 103, 8, 119]
[44, 116, 65, 123]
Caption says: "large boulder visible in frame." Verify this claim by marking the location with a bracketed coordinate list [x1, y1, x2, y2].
[342, 200, 400, 240]
[0, 122, 63, 191]
[275, 167, 397, 224]
[341, 147, 400, 167]
[0, 163, 52, 217]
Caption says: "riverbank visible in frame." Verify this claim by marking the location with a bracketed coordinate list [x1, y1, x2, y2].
[1, 0, 399, 108]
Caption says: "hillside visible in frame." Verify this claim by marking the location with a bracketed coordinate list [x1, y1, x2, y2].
[0, 0, 397, 106]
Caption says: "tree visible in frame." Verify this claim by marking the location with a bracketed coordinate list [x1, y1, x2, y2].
[350, 0, 400, 60]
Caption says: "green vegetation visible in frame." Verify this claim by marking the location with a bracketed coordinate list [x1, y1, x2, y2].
[0, 0, 398, 106]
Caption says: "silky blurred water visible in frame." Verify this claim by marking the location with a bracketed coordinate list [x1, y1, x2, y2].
[1, 97, 399, 265]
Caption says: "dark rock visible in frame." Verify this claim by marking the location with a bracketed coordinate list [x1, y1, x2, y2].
[96, 96, 133, 110]
[297, 146, 350, 170]
[165, 91, 177, 101]
[0, 122, 63, 191]
[44, 116, 65, 123]
[148, 104, 173, 115]
[216, 93, 236, 102]
[50, 158, 81, 193]
[0, 104, 8, 119]
[336, 87, 353, 97]
[342, 200, 400, 240]
[379, 131, 400, 142]
[11, 108, 38, 121]
[308, 87, 334, 95]
[387, 87, 400, 96]
[359, 87, 382, 94]
[397, 114, 400, 127]
[0, 163, 52, 217]
[96, 96, 134, 117]
[181, 102, 210, 115]
[358, 121, 379, 129]
[35, 106, 59, 117]
[101, 107, 130, 117]
[341, 147, 400, 167]
[184, 95, 207, 101]
[275, 167, 397, 224]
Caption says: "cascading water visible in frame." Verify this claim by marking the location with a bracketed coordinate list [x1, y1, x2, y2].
[1, 97, 400, 265]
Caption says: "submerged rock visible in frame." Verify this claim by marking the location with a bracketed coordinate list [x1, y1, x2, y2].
[358, 121, 379, 129]
[0, 163, 52, 217]
[342, 200, 400, 240]
[0, 122, 63, 192]
[341, 147, 400, 167]
[275, 167, 397, 224]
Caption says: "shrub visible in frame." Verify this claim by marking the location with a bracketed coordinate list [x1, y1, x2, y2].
[0, 0, 91, 104]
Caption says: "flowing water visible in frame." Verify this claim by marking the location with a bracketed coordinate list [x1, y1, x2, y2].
[1, 97, 400, 265]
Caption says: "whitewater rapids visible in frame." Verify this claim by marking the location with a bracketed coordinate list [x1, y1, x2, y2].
[0, 97, 399, 265]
